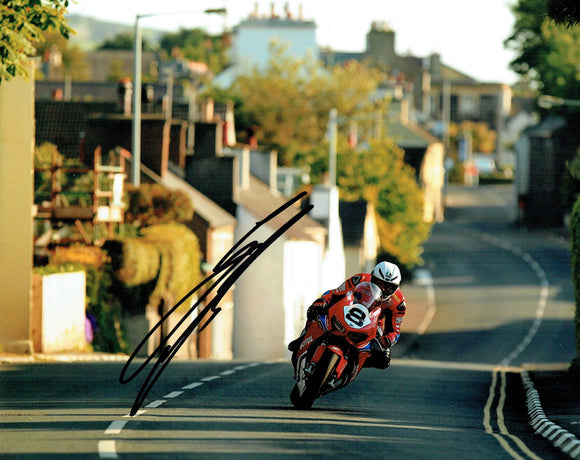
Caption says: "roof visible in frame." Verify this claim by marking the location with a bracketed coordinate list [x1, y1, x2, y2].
[163, 171, 236, 229]
[236, 176, 326, 243]
[339, 200, 368, 246]
[387, 120, 443, 149]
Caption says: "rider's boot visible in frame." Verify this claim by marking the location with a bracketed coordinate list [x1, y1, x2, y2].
[287, 327, 306, 352]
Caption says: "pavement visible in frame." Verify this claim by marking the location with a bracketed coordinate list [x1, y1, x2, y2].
[0, 277, 578, 458]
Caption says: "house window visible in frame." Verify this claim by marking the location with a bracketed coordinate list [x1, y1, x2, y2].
[459, 94, 477, 116]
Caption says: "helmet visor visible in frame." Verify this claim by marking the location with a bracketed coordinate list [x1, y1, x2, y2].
[371, 275, 398, 298]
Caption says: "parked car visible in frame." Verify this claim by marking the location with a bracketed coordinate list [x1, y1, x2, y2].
[473, 154, 497, 175]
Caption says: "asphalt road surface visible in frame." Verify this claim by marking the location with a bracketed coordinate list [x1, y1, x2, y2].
[0, 184, 576, 459]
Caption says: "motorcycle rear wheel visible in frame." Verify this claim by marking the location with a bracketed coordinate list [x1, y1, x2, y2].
[290, 350, 339, 409]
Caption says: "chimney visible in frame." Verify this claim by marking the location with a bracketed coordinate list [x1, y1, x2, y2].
[237, 147, 250, 190]
[400, 98, 409, 125]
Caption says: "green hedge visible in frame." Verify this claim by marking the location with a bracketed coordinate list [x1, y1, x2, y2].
[105, 223, 201, 316]
[568, 198, 580, 377]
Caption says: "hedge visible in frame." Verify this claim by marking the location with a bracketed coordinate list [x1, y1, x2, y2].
[568, 198, 580, 377]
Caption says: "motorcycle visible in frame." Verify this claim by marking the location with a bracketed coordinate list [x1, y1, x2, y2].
[290, 281, 382, 409]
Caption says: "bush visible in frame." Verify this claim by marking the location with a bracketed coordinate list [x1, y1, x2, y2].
[337, 138, 432, 268]
[124, 184, 193, 226]
[568, 197, 580, 378]
[105, 223, 202, 316]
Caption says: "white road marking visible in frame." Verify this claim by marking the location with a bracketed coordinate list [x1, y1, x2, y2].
[145, 399, 166, 408]
[98, 440, 118, 459]
[99, 363, 261, 458]
[473, 227, 550, 459]
[105, 420, 127, 435]
[182, 382, 203, 390]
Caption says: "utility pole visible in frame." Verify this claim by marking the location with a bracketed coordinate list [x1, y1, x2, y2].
[131, 8, 227, 187]
[328, 108, 337, 187]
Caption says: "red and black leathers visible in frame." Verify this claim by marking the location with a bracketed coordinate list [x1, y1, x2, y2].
[318, 273, 406, 349]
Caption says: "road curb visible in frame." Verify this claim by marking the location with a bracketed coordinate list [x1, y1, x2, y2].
[521, 369, 580, 459]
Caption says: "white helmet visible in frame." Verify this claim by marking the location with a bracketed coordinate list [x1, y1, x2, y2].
[371, 261, 401, 300]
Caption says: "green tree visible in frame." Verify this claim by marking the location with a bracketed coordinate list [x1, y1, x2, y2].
[337, 138, 430, 267]
[505, 0, 580, 99]
[207, 44, 431, 267]
[159, 28, 229, 75]
[547, 0, 580, 26]
[34, 29, 87, 81]
[218, 42, 386, 166]
[98, 32, 154, 52]
[0, 0, 72, 82]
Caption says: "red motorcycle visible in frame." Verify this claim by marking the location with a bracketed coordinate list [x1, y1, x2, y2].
[290, 281, 382, 409]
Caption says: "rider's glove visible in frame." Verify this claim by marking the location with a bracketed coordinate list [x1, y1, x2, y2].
[371, 338, 391, 369]
[307, 298, 327, 320]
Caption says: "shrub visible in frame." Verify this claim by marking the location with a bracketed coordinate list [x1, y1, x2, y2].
[124, 184, 193, 226]
[105, 223, 202, 316]
[568, 197, 580, 378]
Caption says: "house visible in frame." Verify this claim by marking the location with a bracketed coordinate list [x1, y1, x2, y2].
[162, 171, 237, 360]
[321, 21, 512, 148]
[516, 116, 580, 227]
[387, 99, 445, 223]
[214, 3, 317, 88]
[339, 200, 380, 275]
[185, 144, 329, 360]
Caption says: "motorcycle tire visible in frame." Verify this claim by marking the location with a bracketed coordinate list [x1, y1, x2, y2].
[290, 350, 339, 409]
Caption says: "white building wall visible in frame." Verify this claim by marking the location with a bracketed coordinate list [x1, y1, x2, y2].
[233, 206, 285, 360]
[283, 240, 323, 356]
[234, 25, 317, 68]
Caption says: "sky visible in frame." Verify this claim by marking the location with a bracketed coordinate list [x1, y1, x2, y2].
[66, 0, 520, 84]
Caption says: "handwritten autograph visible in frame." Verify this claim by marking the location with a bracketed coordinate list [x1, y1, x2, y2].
[119, 191, 313, 415]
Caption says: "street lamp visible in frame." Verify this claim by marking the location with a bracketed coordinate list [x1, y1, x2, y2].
[131, 8, 227, 186]
[538, 95, 580, 109]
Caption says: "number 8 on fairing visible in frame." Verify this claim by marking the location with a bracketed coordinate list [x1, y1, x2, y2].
[343, 304, 371, 329]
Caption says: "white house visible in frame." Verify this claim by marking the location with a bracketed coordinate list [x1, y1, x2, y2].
[185, 144, 330, 360]
[214, 3, 317, 88]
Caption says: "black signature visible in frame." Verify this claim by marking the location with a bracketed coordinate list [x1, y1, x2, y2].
[119, 191, 313, 416]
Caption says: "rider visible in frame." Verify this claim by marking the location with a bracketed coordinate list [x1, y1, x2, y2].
[288, 261, 406, 369]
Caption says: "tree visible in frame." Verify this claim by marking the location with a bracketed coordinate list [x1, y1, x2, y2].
[0, 0, 72, 83]
[98, 32, 154, 52]
[159, 28, 229, 75]
[547, 0, 580, 26]
[337, 138, 431, 267]
[34, 29, 87, 81]
[505, 0, 580, 99]
[206, 46, 430, 267]
[216, 42, 386, 166]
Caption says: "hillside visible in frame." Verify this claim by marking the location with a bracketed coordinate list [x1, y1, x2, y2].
[66, 14, 168, 50]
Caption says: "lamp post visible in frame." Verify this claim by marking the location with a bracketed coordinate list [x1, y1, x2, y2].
[538, 95, 580, 109]
[131, 8, 227, 186]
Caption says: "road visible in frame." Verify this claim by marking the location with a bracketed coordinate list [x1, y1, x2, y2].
[0, 184, 576, 459]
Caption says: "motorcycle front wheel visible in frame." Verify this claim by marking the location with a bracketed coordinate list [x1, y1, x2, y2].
[290, 349, 339, 409]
